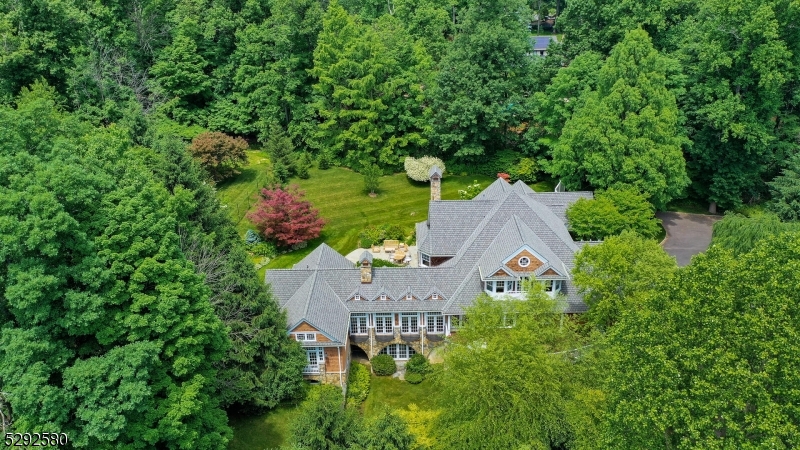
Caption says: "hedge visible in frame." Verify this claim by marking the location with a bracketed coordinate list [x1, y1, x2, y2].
[371, 354, 397, 376]
[346, 362, 371, 406]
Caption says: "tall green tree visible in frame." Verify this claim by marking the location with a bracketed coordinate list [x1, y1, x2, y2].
[677, 0, 800, 209]
[428, 0, 533, 160]
[432, 287, 599, 449]
[604, 235, 800, 448]
[551, 29, 689, 208]
[573, 231, 677, 330]
[711, 212, 800, 256]
[0, 86, 231, 447]
[768, 153, 800, 221]
[310, 2, 430, 169]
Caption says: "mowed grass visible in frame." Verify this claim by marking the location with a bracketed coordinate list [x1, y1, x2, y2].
[362, 375, 440, 419]
[227, 403, 301, 450]
[215, 156, 556, 270]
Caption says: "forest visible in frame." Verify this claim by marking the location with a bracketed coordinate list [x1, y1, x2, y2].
[1, 0, 800, 448]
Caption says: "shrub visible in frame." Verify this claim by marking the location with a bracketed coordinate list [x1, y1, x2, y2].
[371, 354, 397, 376]
[497, 172, 511, 181]
[404, 156, 445, 181]
[251, 241, 277, 258]
[346, 363, 371, 407]
[318, 152, 332, 170]
[405, 372, 424, 384]
[296, 152, 312, 179]
[362, 163, 382, 195]
[245, 229, 262, 246]
[372, 259, 400, 268]
[380, 224, 405, 241]
[509, 157, 537, 183]
[459, 180, 483, 200]
[405, 354, 431, 376]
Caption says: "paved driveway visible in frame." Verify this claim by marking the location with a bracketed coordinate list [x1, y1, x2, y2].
[656, 212, 722, 266]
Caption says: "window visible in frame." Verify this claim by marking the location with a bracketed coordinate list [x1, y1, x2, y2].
[401, 313, 419, 333]
[427, 313, 444, 333]
[379, 344, 416, 360]
[375, 314, 393, 334]
[486, 280, 522, 294]
[406, 293, 413, 300]
[518, 256, 530, 267]
[294, 333, 316, 342]
[304, 347, 324, 374]
[354, 294, 361, 301]
[380, 294, 387, 301]
[431, 293, 439, 300]
[350, 314, 367, 334]
[543, 280, 562, 292]
[421, 253, 431, 267]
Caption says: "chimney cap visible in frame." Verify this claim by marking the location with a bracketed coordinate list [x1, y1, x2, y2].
[359, 250, 373, 265]
[429, 165, 442, 179]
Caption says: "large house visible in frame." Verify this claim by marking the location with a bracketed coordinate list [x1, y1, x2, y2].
[265, 169, 593, 386]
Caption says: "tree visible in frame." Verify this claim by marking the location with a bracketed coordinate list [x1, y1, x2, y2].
[711, 212, 800, 256]
[310, 3, 430, 170]
[428, 0, 534, 160]
[677, 0, 800, 209]
[188, 131, 249, 182]
[768, 153, 800, 222]
[264, 124, 297, 183]
[603, 235, 800, 448]
[573, 231, 677, 330]
[551, 29, 689, 208]
[289, 385, 364, 450]
[0, 88, 231, 447]
[404, 156, 446, 182]
[566, 187, 662, 240]
[362, 163, 382, 196]
[247, 185, 326, 247]
[150, 32, 211, 122]
[363, 409, 415, 450]
[432, 286, 599, 449]
[144, 134, 307, 410]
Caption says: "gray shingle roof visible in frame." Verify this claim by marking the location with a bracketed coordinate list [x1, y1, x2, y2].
[429, 165, 442, 178]
[267, 180, 593, 337]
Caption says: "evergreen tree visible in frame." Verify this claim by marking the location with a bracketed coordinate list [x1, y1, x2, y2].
[551, 29, 689, 208]
[768, 152, 800, 222]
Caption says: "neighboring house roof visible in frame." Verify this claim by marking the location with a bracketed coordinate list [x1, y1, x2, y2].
[266, 178, 593, 340]
[530, 35, 557, 51]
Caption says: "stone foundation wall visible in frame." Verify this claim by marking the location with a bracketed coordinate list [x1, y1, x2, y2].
[351, 329, 447, 359]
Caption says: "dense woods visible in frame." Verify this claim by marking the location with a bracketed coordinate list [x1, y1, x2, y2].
[2, 0, 800, 448]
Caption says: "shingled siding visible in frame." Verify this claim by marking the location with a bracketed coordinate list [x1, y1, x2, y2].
[324, 346, 345, 372]
[506, 249, 543, 272]
[291, 321, 331, 343]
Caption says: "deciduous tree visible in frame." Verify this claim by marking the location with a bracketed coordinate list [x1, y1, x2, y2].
[247, 185, 326, 247]
[551, 29, 689, 208]
[188, 131, 248, 182]
[566, 187, 662, 240]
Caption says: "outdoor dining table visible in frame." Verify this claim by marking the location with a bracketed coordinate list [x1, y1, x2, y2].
[393, 249, 406, 263]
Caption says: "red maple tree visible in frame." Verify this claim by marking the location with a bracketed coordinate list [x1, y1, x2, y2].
[247, 185, 326, 247]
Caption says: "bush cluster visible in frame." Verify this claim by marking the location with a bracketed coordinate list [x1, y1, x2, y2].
[459, 180, 483, 200]
[251, 241, 277, 258]
[404, 156, 446, 181]
[359, 224, 407, 248]
[245, 229, 262, 245]
[404, 354, 431, 384]
[346, 363, 371, 406]
[371, 354, 397, 376]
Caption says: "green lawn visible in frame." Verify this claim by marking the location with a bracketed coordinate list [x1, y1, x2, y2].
[216, 149, 274, 237]
[362, 375, 440, 419]
[227, 403, 301, 450]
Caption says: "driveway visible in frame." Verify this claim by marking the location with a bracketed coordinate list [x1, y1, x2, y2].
[656, 212, 722, 266]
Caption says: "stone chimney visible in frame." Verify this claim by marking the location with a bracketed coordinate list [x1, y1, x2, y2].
[359, 250, 373, 283]
[429, 165, 442, 201]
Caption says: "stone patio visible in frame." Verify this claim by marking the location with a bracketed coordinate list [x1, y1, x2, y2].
[344, 245, 419, 268]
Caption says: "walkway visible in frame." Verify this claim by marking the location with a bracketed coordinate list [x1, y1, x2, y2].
[656, 212, 722, 266]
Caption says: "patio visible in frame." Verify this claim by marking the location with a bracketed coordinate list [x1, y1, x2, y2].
[345, 245, 419, 268]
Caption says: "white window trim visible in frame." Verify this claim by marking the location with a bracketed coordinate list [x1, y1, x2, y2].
[380, 294, 387, 301]
[375, 313, 393, 334]
[400, 313, 419, 334]
[350, 314, 368, 334]
[354, 294, 361, 301]
[518, 256, 530, 267]
[294, 333, 316, 342]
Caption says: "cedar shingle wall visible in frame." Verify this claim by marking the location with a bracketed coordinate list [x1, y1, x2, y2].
[506, 249, 543, 272]
[290, 322, 331, 342]
[324, 347, 343, 372]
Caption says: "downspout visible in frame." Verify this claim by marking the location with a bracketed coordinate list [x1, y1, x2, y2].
[338, 346, 343, 389]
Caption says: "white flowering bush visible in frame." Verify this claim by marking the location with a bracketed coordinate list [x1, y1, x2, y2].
[404, 156, 446, 181]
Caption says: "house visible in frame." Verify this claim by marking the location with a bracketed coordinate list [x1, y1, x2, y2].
[265, 168, 593, 385]
[529, 35, 558, 57]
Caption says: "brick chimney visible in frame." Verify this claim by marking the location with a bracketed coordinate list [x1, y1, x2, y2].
[429, 165, 442, 201]
[359, 251, 373, 283]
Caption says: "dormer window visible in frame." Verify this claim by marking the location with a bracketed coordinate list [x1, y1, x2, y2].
[406, 294, 413, 300]
[354, 294, 361, 301]
[518, 256, 530, 267]
[380, 294, 387, 301]
[431, 293, 439, 300]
